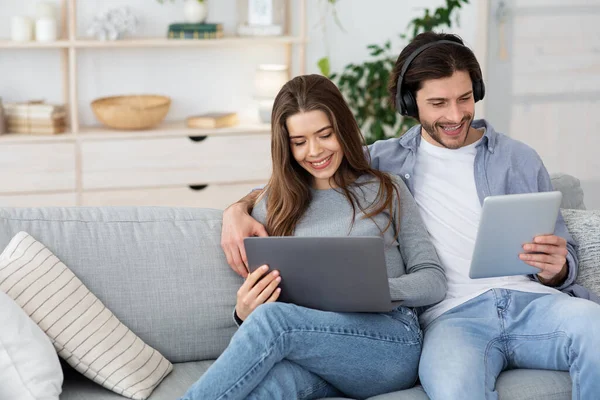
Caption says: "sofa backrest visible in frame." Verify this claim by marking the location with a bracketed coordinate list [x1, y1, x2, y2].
[550, 173, 586, 210]
[0, 207, 242, 363]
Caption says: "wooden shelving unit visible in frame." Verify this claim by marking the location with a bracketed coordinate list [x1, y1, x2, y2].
[0, 0, 306, 208]
[1, 0, 306, 139]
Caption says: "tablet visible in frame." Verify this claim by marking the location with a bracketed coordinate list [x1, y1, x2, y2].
[469, 191, 563, 279]
[243, 236, 395, 312]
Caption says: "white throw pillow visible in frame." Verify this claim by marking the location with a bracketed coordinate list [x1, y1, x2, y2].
[0, 290, 63, 400]
[0, 232, 173, 400]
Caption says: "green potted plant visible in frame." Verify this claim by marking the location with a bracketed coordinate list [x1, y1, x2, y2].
[322, 0, 470, 144]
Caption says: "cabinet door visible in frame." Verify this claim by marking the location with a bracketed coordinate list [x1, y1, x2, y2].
[81, 182, 265, 209]
[0, 143, 76, 193]
[0, 192, 77, 207]
[81, 135, 272, 190]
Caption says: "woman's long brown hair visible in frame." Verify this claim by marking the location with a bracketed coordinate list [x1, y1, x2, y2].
[263, 74, 400, 237]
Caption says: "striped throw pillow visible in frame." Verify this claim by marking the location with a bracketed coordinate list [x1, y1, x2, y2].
[0, 232, 173, 400]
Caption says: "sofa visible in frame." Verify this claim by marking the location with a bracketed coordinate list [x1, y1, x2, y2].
[0, 173, 596, 400]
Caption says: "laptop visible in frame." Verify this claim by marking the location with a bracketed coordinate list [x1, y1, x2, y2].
[244, 236, 395, 312]
[469, 191, 563, 279]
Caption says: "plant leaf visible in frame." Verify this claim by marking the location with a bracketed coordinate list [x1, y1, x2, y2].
[317, 57, 331, 77]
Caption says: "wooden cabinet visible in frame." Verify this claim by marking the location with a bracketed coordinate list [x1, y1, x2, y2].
[81, 182, 263, 208]
[0, 143, 76, 193]
[81, 135, 271, 190]
[0, 192, 77, 207]
[0, 126, 271, 209]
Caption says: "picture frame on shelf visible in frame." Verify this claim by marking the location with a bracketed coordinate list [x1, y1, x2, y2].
[237, 0, 286, 37]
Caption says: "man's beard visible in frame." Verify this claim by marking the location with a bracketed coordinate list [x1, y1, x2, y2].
[421, 114, 474, 149]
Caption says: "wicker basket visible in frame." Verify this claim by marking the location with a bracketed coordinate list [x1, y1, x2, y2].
[90, 95, 171, 130]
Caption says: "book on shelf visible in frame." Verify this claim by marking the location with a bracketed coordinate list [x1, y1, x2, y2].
[186, 112, 239, 129]
[4, 102, 66, 119]
[7, 124, 66, 135]
[168, 30, 224, 39]
[168, 22, 224, 40]
[168, 23, 223, 31]
[7, 113, 66, 125]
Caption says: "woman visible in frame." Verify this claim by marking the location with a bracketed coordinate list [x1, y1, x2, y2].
[180, 75, 446, 400]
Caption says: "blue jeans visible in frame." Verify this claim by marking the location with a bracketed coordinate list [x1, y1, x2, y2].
[180, 302, 422, 400]
[419, 289, 600, 400]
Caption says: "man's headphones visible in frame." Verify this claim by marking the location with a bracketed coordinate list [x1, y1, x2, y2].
[395, 40, 485, 118]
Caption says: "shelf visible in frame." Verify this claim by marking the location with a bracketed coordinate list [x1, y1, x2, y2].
[0, 36, 305, 49]
[78, 121, 272, 141]
[73, 36, 305, 48]
[0, 40, 70, 49]
[0, 121, 271, 143]
[0, 132, 76, 144]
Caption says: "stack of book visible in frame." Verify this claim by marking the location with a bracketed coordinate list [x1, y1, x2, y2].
[167, 23, 224, 39]
[186, 112, 239, 129]
[4, 102, 67, 135]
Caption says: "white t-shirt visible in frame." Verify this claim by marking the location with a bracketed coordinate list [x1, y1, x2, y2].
[414, 132, 561, 327]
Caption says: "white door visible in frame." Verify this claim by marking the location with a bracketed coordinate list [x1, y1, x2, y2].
[484, 0, 600, 209]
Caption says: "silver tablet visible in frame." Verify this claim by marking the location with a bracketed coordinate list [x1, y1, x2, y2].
[469, 191, 563, 279]
[244, 236, 395, 312]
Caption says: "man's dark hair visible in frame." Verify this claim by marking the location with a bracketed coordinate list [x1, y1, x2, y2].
[388, 31, 483, 111]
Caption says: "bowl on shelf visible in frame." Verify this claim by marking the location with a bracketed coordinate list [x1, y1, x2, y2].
[90, 94, 171, 130]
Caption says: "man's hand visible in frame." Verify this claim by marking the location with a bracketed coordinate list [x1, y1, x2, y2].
[235, 265, 281, 321]
[520, 235, 568, 286]
[221, 201, 268, 278]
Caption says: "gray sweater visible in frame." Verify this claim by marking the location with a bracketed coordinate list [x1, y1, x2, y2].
[251, 174, 446, 307]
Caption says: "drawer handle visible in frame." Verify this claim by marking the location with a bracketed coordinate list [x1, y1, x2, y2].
[188, 184, 209, 191]
[188, 135, 208, 142]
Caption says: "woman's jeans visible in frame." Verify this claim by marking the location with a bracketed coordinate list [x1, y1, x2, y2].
[180, 302, 422, 400]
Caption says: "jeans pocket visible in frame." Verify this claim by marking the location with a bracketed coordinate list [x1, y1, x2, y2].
[385, 306, 422, 342]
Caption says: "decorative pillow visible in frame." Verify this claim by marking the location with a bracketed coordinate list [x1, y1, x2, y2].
[0, 290, 63, 400]
[0, 232, 173, 400]
[562, 209, 600, 296]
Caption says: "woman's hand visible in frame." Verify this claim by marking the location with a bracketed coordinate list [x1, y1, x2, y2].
[235, 265, 281, 321]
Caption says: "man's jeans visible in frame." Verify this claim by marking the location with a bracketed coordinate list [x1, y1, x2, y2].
[419, 289, 600, 400]
[180, 302, 422, 400]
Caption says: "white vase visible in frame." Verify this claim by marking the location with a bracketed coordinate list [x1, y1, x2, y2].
[11, 16, 33, 42]
[184, 0, 207, 24]
[35, 18, 57, 42]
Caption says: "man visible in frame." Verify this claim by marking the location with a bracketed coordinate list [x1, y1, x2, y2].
[221, 32, 600, 399]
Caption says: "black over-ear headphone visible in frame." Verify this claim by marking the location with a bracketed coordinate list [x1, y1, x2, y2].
[395, 40, 485, 118]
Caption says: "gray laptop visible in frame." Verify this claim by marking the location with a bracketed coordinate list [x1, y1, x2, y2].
[469, 191, 563, 279]
[244, 236, 395, 312]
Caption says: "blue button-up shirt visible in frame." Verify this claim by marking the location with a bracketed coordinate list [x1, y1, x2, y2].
[369, 119, 598, 303]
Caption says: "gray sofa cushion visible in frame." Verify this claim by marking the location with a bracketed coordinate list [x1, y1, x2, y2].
[60, 360, 214, 400]
[360, 370, 570, 399]
[364, 386, 428, 399]
[562, 209, 600, 295]
[0, 207, 243, 363]
[60, 367, 570, 400]
[495, 370, 571, 400]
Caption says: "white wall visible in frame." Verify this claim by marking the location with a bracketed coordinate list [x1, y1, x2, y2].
[0, 0, 481, 125]
[484, 0, 600, 209]
[304, 0, 481, 76]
